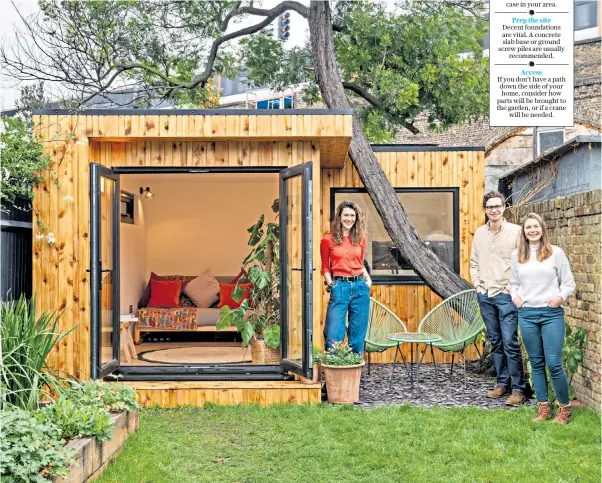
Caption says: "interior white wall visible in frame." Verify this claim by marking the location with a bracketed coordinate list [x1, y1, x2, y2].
[119, 177, 148, 314]
[119, 173, 279, 312]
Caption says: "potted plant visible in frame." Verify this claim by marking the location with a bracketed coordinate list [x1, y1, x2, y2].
[216, 200, 281, 364]
[300, 346, 323, 385]
[322, 342, 365, 404]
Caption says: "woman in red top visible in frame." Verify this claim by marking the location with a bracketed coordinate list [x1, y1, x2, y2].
[321, 200, 371, 354]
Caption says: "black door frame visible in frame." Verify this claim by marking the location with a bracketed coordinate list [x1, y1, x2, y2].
[279, 162, 314, 378]
[98, 165, 314, 381]
[90, 163, 121, 379]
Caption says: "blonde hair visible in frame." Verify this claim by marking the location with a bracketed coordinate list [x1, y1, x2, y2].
[332, 200, 366, 245]
[517, 212, 553, 263]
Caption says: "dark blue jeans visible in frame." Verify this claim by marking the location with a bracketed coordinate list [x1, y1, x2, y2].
[477, 292, 526, 392]
[518, 307, 569, 405]
[324, 279, 370, 354]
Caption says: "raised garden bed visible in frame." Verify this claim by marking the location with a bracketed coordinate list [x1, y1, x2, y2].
[52, 411, 139, 483]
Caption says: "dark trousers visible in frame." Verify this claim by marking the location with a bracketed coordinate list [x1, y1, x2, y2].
[477, 292, 526, 392]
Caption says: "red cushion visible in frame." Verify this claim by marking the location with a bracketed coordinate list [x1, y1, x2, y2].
[230, 269, 248, 284]
[147, 280, 182, 308]
[138, 272, 193, 308]
[218, 282, 252, 309]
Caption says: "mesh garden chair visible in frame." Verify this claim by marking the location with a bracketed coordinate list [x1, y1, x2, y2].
[418, 289, 485, 387]
[363, 298, 408, 374]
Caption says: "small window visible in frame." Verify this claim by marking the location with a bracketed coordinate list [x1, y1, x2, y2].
[575, 1, 598, 30]
[537, 129, 565, 155]
[330, 188, 460, 285]
[120, 191, 134, 224]
[256, 96, 294, 110]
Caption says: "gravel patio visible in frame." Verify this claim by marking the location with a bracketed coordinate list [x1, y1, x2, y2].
[340, 362, 536, 409]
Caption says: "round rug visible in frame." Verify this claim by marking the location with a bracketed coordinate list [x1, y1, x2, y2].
[138, 346, 252, 364]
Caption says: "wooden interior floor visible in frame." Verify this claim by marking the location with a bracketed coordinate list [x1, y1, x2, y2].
[121, 341, 254, 366]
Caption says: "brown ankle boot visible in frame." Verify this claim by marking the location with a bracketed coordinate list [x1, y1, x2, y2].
[532, 402, 551, 421]
[553, 404, 572, 424]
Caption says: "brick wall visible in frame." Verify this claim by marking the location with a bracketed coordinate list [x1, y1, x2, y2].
[511, 190, 601, 409]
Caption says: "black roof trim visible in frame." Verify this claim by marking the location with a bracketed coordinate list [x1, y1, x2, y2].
[33, 108, 354, 116]
[371, 145, 485, 152]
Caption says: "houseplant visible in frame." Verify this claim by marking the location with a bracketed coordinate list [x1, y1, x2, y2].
[322, 342, 365, 404]
[300, 346, 323, 385]
[217, 199, 281, 363]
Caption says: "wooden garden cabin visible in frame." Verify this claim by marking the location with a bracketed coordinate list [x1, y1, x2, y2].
[32, 109, 484, 407]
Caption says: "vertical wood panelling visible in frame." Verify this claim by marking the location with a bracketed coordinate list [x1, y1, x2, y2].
[35, 114, 483, 382]
[320, 149, 485, 363]
[35, 114, 324, 385]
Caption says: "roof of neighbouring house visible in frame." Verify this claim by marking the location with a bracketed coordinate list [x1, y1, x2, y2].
[499, 135, 602, 182]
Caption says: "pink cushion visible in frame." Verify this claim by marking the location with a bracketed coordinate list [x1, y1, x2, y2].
[183, 273, 220, 308]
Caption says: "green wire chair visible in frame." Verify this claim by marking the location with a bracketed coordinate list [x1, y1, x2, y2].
[364, 298, 408, 375]
[418, 289, 485, 387]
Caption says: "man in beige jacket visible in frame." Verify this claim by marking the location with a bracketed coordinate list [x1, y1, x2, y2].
[470, 191, 526, 406]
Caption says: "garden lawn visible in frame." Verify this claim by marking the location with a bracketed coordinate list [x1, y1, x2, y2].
[97, 404, 600, 483]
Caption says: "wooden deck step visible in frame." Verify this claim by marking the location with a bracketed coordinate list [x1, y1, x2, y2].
[117, 380, 322, 407]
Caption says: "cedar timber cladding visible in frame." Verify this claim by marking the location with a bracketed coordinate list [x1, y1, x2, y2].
[32, 109, 484, 394]
[31, 109, 351, 383]
[320, 147, 485, 364]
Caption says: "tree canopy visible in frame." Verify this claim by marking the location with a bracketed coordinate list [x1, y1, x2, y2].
[3, 0, 488, 142]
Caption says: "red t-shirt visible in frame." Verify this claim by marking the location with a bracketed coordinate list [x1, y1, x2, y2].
[320, 233, 366, 276]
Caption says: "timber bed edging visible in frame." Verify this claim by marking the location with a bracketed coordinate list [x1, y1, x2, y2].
[51, 410, 139, 483]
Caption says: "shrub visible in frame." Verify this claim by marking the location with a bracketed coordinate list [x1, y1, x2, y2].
[0, 114, 51, 212]
[0, 408, 75, 482]
[322, 342, 363, 366]
[38, 398, 113, 442]
[64, 380, 139, 413]
[521, 321, 588, 401]
[1, 295, 72, 411]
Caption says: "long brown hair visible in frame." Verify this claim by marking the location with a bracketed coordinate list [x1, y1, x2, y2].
[517, 212, 553, 263]
[331, 200, 366, 245]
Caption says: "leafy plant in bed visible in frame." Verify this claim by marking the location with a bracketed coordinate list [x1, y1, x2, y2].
[1, 295, 73, 411]
[217, 199, 281, 363]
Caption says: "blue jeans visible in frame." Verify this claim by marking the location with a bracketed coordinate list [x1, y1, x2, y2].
[324, 280, 370, 354]
[477, 292, 526, 392]
[518, 307, 569, 405]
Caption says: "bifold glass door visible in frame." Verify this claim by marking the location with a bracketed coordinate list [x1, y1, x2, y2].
[90, 163, 120, 379]
[279, 162, 313, 379]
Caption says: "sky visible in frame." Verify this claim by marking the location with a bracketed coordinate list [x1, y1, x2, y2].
[1, 0, 39, 110]
[0, 0, 310, 110]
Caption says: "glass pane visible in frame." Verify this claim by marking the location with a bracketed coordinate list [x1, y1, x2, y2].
[575, 3, 595, 30]
[100, 177, 116, 366]
[333, 191, 456, 277]
[285, 175, 303, 365]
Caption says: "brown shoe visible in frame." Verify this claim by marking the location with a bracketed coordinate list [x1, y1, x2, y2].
[532, 401, 551, 421]
[487, 385, 509, 399]
[553, 404, 572, 424]
[505, 391, 526, 406]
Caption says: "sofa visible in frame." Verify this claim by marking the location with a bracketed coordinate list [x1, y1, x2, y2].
[134, 275, 237, 344]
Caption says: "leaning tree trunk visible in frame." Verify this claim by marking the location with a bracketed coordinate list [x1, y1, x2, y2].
[308, 1, 471, 299]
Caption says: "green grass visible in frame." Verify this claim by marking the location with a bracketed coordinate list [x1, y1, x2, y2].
[98, 404, 600, 483]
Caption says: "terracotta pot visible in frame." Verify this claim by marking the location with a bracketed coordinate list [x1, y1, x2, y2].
[322, 361, 365, 404]
[300, 363, 320, 385]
